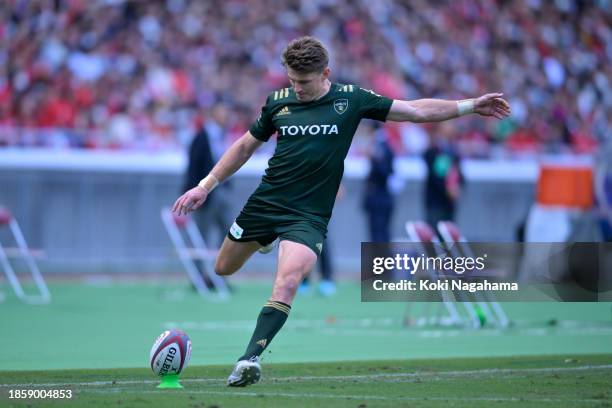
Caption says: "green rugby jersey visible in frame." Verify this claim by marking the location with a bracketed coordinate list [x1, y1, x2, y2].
[246, 83, 393, 226]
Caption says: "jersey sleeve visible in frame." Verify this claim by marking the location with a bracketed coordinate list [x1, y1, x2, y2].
[249, 96, 276, 142]
[357, 87, 393, 121]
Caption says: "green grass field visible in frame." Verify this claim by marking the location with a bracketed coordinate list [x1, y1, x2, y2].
[1, 355, 611, 407]
[1, 280, 611, 406]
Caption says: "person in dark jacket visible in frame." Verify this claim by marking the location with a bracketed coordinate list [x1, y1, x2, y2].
[363, 123, 395, 243]
[183, 106, 233, 288]
[423, 121, 464, 229]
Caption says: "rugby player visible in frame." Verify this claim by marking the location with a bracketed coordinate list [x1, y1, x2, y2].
[173, 36, 510, 386]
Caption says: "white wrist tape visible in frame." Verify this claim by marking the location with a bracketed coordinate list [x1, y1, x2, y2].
[457, 99, 475, 116]
[198, 174, 219, 193]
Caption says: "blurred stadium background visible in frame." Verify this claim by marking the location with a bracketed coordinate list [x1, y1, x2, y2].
[1, 0, 611, 388]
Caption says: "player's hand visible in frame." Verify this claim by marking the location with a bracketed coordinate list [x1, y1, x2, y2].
[473, 93, 511, 119]
[172, 186, 208, 216]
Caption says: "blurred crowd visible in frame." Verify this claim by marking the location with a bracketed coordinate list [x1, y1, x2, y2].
[2, 0, 610, 156]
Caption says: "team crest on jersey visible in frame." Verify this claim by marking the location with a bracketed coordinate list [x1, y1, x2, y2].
[334, 99, 348, 114]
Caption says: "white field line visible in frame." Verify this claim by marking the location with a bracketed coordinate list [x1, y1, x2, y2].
[1, 364, 610, 389]
[79, 388, 607, 404]
[162, 319, 612, 338]
[164, 318, 612, 330]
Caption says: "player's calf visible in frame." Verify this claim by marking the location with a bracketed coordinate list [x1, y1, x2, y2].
[229, 241, 316, 386]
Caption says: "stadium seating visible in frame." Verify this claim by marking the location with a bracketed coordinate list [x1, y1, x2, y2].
[3, 1, 608, 153]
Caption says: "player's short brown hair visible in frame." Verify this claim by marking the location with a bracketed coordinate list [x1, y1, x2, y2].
[281, 36, 329, 74]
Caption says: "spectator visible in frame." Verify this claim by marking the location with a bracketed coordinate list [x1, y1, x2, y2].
[182, 105, 233, 289]
[423, 121, 464, 229]
[3, 0, 610, 154]
[362, 123, 395, 242]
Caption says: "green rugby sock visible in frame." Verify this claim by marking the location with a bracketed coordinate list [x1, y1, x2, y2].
[239, 300, 291, 361]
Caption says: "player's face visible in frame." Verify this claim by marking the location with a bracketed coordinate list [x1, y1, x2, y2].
[287, 68, 330, 102]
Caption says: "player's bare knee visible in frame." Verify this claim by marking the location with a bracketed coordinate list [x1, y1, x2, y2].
[277, 271, 304, 297]
[214, 257, 235, 276]
[284, 277, 301, 295]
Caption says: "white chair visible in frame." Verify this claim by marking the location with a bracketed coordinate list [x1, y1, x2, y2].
[404, 221, 467, 327]
[437, 221, 510, 328]
[0, 206, 50, 304]
[160, 208, 229, 299]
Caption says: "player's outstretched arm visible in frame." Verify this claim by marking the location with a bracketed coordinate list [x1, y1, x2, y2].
[172, 131, 263, 216]
[386, 93, 511, 123]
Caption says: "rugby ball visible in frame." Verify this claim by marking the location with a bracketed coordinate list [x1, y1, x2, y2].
[150, 329, 192, 376]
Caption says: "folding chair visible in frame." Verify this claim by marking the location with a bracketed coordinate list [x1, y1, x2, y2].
[437, 221, 510, 328]
[0, 206, 51, 304]
[405, 220, 494, 328]
[161, 208, 229, 299]
[403, 221, 466, 327]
